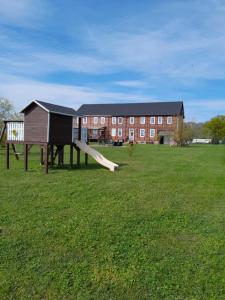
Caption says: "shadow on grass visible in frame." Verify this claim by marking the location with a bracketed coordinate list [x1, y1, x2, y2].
[49, 162, 127, 173]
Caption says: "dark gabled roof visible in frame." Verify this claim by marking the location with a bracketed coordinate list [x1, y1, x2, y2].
[20, 100, 77, 116]
[77, 101, 184, 117]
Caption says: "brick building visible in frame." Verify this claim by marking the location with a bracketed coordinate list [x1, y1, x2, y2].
[76, 101, 184, 144]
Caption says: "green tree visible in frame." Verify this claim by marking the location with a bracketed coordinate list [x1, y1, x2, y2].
[0, 97, 14, 125]
[0, 97, 22, 125]
[175, 118, 194, 146]
[0, 98, 23, 146]
[204, 115, 225, 143]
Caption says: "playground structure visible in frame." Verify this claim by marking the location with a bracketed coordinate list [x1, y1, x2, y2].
[1, 100, 118, 173]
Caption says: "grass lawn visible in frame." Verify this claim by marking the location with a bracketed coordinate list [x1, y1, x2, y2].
[0, 144, 225, 299]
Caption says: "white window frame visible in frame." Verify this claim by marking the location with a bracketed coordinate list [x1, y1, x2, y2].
[150, 128, 155, 138]
[150, 117, 155, 124]
[111, 128, 116, 137]
[101, 117, 105, 125]
[118, 128, 123, 137]
[93, 117, 98, 124]
[158, 116, 163, 124]
[140, 128, 145, 137]
[140, 116, 146, 124]
[130, 117, 134, 124]
[118, 117, 123, 124]
[112, 117, 116, 124]
[167, 116, 173, 124]
[83, 117, 87, 124]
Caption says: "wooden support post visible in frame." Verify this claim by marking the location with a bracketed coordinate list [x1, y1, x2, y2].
[77, 148, 80, 167]
[61, 146, 64, 167]
[45, 144, 49, 174]
[70, 144, 73, 168]
[85, 141, 88, 166]
[27, 145, 33, 152]
[40, 147, 44, 165]
[24, 144, 28, 171]
[57, 146, 61, 167]
[50, 145, 54, 166]
[0, 122, 6, 144]
[78, 117, 82, 140]
[11, 144, 19, 160]
[85, 153, 88, 166]
[77, 117, 82, 167]
[6, 143, 9, 169]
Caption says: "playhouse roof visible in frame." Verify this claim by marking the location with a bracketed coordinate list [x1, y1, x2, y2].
[21, 100, 77, 117]
[77, 101, 184, 117]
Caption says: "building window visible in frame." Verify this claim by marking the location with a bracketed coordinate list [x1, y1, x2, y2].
[130, 117, 134, 124]
[118, 128, 123, 137]
[111, 128, 116, 137]
[150, 117, 155, 124]
[101, 117, 105, 125]
[118, 117, 123, 124]
[93, 117, 98, 124]
[83, 117, 87, 124]
[140, 116, 146, 124]
[140, 129, 145, 137]
[167, 116, 173, 124]
[150, 128, 155, 138]
[112, 117, 116, 124]
[158, 116, 163, 124]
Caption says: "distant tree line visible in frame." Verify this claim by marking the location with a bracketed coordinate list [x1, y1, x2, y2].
[176, 116, 225, 146]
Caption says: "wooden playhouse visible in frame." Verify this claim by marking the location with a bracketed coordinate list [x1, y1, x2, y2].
[3, 100, 86, 173]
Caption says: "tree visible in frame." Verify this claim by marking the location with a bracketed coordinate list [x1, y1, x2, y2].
[174, 118, 194, 146]
[0, 98, 13, 124]
[0, 97, 23, 126]
[204, 115, 225, 143]
[186, 121, 210, 138]
[0, 98, 23, 146]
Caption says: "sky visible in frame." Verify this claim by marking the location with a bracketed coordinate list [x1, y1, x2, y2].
[0, 0, 225, 122]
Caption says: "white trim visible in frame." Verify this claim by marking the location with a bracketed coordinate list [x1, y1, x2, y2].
[93, 116, 98, 124]
[83, 117, 87, 124]
[158, 116, 163, 124]
[140, 116, 145, 124]
[101, 117, 105, 124]
[150, 117, 155, 124]
[140, 128, 145, 137]
[167, 116, 173, 124]
[118, 117, 123, 124]
[20, 100, 76, 117]
[129, 128, 135, 141]
[118, 128, 123, 137]
[34, 100, 50, 113]
[112, 117, 117, 124]
[129, 117, 134, 124]
[111, 128, 116, 137]
[150, 128, 155, 138]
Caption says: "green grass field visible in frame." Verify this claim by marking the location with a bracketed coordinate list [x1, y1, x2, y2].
[0, 144, 225, 299]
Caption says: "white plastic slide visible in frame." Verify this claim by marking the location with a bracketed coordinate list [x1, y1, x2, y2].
[75, 140, 119, 172]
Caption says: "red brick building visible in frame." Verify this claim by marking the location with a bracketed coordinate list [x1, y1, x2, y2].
[77, 101, 184, 144]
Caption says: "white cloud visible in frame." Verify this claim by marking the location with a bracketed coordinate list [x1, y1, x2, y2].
[0, 0, 50, 28]
[0, 74, 152, 112]
[83, 0, 225, 80]
[114, 80, 148, 88]
[0, 52, 115, 76]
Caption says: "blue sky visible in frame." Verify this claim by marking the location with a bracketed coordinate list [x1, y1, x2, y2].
[0, 0, 225, 121]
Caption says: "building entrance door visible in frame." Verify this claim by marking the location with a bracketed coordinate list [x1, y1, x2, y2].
[129, 129, 134, 141]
